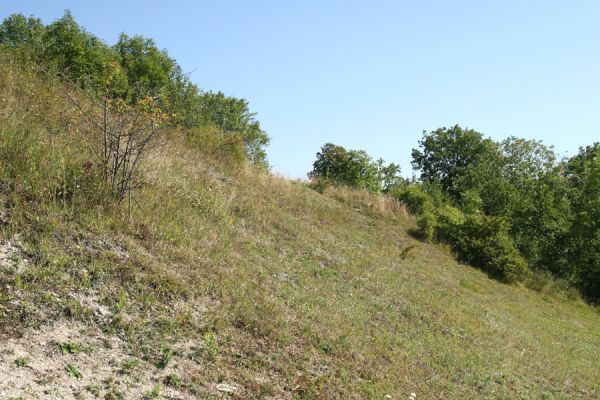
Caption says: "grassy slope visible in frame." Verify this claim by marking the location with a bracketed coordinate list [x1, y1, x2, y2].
[1, 57, 599, 399]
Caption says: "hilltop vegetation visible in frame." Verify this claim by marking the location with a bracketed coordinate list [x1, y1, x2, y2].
[0, 11, 599, 399]
[0, 11, 269, 167]
[310, 127, 600, 300]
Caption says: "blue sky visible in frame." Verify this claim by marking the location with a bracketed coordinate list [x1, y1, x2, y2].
[2, 1, 599, 178]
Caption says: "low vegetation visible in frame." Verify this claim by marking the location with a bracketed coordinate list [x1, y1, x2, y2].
[0, 11, 599, 399]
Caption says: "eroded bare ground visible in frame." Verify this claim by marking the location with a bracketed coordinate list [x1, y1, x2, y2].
[0, 321, 198, 399]
[0, 236, 235, 400]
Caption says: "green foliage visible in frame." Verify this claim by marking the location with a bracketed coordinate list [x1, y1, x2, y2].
[564, 144, 600, 299]
[43, 11, 119, 86]
[143, 383, 161, 399]
[198, 91, 270, 167]
[118, 358, 140, 375]
[409, 125, 600, 297]
[434, 204, 466, 241]
[459, 189, 483, 215]
[411, 125, 499, 200]
[376, 159, 405, 193]
[155, 346, 174, 369]
[0, 12, 270, 167]
[114, 33, 176, 101]
[343, 149, 382, 192]
[416, 210, 437, 241]
[14, 357, 28, 367]
[394, 185, 433, 215]
[65, 363, 83, 379]
[203, 332, 220, 360]
[309, 143, 404, 193]
[163, 373, 182, 388]
[0, 14, 45, 52]
[452, 215, 530, 282]
[399, 180, 529, 282]
[58, 341, 87, 355]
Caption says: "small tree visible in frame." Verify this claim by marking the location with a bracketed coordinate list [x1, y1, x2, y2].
[309, 143, 376, 191]
[309, 143, 404, 193]
[411, 125, 499, 201]
[60, 64, 168, 211]
[308, 143, 406, 193]
[198, 91, 270, 167]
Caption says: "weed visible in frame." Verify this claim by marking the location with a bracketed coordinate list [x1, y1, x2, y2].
[163, 373, 182, 388]
[116, 287, 127, 313]
[143, 383, 161, 399]
[10, 252, 20, 264]
[155, 347, 174, 369]
[85, 384, 101, 397]
[118, 358, 140, 375]
[14, 357, 28, 367]
[58, 341, 88, 355]
[104, 388, 125, 400]
[14, 274, 22, 290]
[318, 339, 333, 354]
[65, 363, 83, 379]
[203, 332, 219, 360]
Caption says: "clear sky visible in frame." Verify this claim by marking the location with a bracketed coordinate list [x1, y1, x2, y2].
[2, 1, 599, 178]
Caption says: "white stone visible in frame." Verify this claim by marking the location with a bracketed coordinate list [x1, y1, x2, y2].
[216, 383, 235, 393]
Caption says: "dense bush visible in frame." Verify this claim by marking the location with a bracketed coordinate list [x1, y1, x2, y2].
[406, 127, 600, 298]
[433, 204, 465, 241]
[416, 210, 437, 241]
[394, 185, 432, 215]
[452, 215, 530, 282]
[564, 144, 600, 299]
[309, 143, 404, 193]
[198, 91, 269, 167]
[411, 125, 499, 201]
[409, 197, 528, 282]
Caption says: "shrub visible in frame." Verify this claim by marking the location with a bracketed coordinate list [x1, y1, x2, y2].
[309, 143, 403, 193]
[459, 189, 483, 215]
[434, 204, 465, 241]
[405, 191, 529, 283]
[416, 210, 437, 241]
[453, 215, 529, 282]
[163, 373, 182, 388]
[395, 185, 433, 215]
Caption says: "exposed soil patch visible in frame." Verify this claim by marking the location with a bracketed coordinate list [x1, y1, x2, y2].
[0, 321, 195, 399]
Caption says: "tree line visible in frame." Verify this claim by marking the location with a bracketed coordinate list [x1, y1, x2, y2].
[310, 127, 600, 301]
[0, 11, 269, 167]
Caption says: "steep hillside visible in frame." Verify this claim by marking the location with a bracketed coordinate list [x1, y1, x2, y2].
[1, 57, 599, 400]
